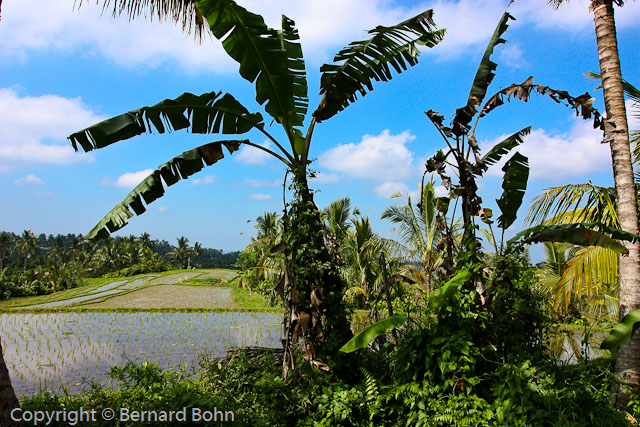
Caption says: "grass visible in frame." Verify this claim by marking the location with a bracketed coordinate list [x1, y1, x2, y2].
[231, 286, 271, 310]
[0, 269, 275, 312]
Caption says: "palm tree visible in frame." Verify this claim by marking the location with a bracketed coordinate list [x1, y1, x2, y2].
[381, 177, 443, 292]
[94, 239, 119, 272]
[342, 216, 386, 307]
[169, 236, 191, 269]
[239, 212, 284, 292]
[0, 232, 12, 273]
[16, 229, 38, 272]
[255, 212, 280, 241]
[548, 0, 640, 404]
[76, 0, 207, 39]
[66, 0, 444, 376]
[139, 232, 153, 249]
[324, 197, 356, 243]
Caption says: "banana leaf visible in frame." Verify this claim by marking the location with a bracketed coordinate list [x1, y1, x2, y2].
[496, 152, 529, 230]
[86, 140, 245, 240]
[601, 308, 640, 356]
[196, 0, 307, 140]
[339, 315, 407, 353]
[481, 127, 531, 167]
[452, 4, 514, 135]
[508, 223, 639, 254]
[314, 10, 444, 122]
[428, 270, 472, 309]
[69, 91, 263, 152]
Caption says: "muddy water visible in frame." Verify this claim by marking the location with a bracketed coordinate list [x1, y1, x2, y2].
[1, 311, 282, 397]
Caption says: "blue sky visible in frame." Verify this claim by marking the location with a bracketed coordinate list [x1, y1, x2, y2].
[1, 0, 639, 258]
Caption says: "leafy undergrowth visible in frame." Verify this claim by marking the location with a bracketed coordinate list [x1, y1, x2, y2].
[17, 254, 638, 426]
[21, 343, 636, 426]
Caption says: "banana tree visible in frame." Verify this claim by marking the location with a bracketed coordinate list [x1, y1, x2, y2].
[68, 0, 444, 377]
[422, 3, 622, 281]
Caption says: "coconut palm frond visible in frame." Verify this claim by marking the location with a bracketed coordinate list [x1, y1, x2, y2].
[77, 0, 208, 40]
[525, 182, 618, 227]
[556, 245, 618, 313]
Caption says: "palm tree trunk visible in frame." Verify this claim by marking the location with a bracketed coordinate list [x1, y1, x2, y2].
[0, 337, 20, 426]
[592, 0, 640, 408]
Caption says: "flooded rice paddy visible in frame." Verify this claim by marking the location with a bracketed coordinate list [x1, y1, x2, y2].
[1, 311, 282, 397]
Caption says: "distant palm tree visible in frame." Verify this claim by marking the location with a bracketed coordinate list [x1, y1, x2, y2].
[255, 212, 280, 241]
[139, 232, 153, 249]
[169, 236, 191, 269]
[324, 197, 356, 243]
[381, 178, 443, 292]
[238, 212, 284, 291]
[191, 241, 203, 268]
[342, 216, 386, 306]
[95, 239, 119, 272]
[0, 232, 12, 273]
[16, 229, 38, 272]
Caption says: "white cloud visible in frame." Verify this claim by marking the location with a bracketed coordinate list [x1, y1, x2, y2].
[0, 0, 422, 70]
[419, 0, 506, 59]
[158, 207, 167, 213]
[0, 0, 235, 72]
[420, 0, 640, 60]
[482, 118, 611, 181]
[189, 175, 216, 186]
[234, 141, 274, 166]
[0, 88, 100, 171]
[3, 0, 639, 72]
[248, 193, 272, 200]
[374, 181, 409, 198]
[434, 185, 448, 198]
[319, 129, 418, 182]
[14, 174, 45, 185]
[310, 172, 342, 184]
[101, 169, 153, 188]
[498, 43, 526, 69]
[243, 178, 280, 187]
[512, 1, 640, 33]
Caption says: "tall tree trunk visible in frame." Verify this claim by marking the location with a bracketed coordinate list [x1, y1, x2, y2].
[0, 337, 20, 426]
[592, 0, 640, 408]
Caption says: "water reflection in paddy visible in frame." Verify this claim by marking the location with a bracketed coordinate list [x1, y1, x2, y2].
[0, 311, 282, 397]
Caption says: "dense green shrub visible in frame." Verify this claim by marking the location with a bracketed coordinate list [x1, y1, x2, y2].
[102, 257, 171, 278]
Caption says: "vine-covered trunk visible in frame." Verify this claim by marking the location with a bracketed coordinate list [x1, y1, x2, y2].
[591, 0, 640, 408]
[281, 168, 353, 379]
[456, 155, 483, 273]
[0, 337, 20, 426]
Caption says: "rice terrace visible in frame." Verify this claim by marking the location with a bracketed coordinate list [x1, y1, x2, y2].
[1, 0, 640, 425]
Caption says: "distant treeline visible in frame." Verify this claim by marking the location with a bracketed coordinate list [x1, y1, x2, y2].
[0, 230, 240, 299]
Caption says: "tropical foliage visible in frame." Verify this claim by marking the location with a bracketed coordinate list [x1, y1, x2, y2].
[3, 2, 640, 425]
[381, 177, 454, 292]
[523, 78, 640, 321]
[67, 0, 445, 377]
